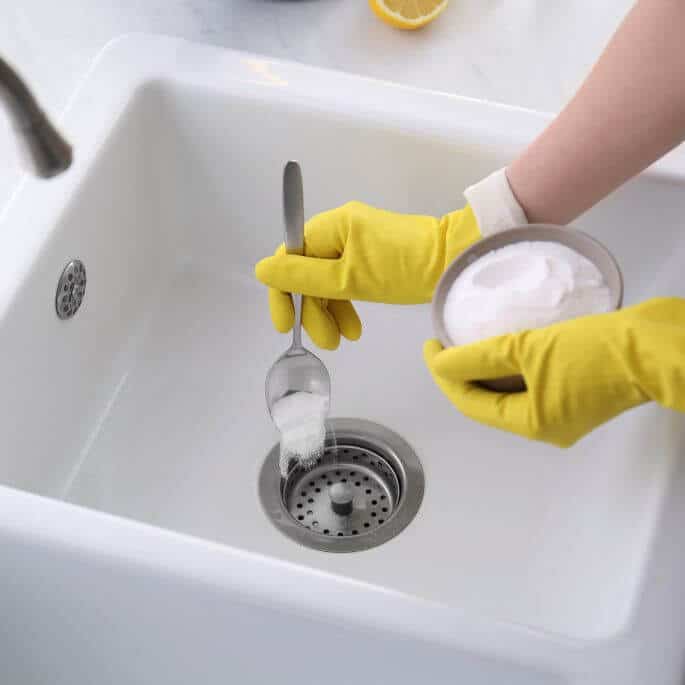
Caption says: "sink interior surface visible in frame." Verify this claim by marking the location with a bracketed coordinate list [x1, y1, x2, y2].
[2, 76, 684, 644]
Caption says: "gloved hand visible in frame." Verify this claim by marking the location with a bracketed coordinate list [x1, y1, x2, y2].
[423, 297, 685, 447]
[255, 202, 481, 349]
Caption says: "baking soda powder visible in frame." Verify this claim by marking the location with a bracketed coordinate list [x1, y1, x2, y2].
[444, 241, 612, 345]
[271, 391, 330, 476]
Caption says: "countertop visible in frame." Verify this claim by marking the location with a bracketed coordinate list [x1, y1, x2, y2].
[0, 1, 631, 204]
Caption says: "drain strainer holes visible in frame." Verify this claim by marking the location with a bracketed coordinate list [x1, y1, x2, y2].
[55, 260, 86, 320]
[259, 418, 424, 553]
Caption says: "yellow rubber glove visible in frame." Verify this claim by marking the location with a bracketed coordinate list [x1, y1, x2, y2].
[255, 202, 481, 349]
[423, 297, 685, 447]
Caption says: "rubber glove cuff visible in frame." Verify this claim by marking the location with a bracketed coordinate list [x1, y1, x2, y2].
[464, 168, 528, 236]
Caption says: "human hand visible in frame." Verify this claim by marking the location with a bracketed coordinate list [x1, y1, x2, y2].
[423, 298, 685, 447]
[256, 201, 481, 349]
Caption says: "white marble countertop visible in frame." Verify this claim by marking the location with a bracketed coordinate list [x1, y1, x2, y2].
[0, 1, 631, 204]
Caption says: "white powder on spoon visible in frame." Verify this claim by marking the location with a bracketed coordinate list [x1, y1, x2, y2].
[271, 391, 329, 476]
[444, 241, 612, 345]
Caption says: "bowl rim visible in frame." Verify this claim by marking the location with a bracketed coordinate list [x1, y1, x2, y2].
[432, 223, 624, 350]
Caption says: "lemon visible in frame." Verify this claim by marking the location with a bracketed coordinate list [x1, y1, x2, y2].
[369, 0, 448, 30]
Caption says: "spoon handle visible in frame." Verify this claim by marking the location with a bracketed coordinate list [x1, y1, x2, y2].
[283, 160, 305, 349]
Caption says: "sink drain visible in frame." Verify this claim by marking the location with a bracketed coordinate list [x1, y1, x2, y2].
[259, 418, 424, 553]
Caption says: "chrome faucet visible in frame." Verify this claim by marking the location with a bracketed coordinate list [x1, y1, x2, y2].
[0, 55, 72, 178]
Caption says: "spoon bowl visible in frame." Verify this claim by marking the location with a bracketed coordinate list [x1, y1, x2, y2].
[265, 346, 331, 419]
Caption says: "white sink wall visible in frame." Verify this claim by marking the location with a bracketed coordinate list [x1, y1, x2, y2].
[2, 36, 685, 684]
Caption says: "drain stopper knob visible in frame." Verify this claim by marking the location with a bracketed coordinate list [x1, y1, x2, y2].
[329, 482, 354, 517]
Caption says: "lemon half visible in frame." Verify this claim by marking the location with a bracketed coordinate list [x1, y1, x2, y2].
[369, 0, 448, 30]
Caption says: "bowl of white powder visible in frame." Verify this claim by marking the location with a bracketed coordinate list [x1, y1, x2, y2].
[432, 224, 623, 392]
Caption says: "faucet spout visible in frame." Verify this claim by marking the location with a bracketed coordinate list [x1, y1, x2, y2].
[0, 56, 72, 178]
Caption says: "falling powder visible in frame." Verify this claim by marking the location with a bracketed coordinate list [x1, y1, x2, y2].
[443, 241, 612, 345]
[271, 391, 330, 476]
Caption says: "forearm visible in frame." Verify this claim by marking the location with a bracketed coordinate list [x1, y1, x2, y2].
[507, 0, 685, 225]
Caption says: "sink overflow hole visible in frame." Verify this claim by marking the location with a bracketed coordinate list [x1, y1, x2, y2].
[55, 260, 86, 320]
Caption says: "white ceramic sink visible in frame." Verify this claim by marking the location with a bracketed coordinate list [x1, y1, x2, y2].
[2, 35, 685, 684]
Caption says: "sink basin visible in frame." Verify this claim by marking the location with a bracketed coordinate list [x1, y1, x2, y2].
[1, 35, 685, 684]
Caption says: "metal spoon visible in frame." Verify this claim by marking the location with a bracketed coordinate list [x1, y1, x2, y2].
[265, 161, 331, 431]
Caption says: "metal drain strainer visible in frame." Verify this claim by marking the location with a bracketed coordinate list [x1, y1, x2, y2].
[259, 418, 424, 553]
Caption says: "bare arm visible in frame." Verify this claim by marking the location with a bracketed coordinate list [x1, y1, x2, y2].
[507, 0, 685, 225]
